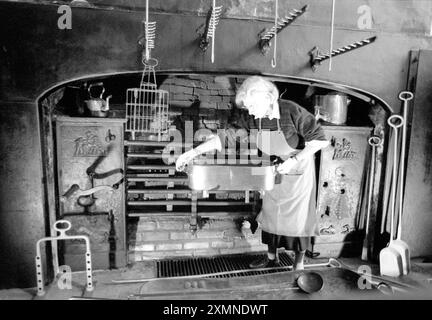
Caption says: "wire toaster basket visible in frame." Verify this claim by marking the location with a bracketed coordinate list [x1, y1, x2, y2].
[125, 58, 169, 140]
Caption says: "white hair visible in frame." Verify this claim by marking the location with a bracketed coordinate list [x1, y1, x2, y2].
[235, 76, 279, 109]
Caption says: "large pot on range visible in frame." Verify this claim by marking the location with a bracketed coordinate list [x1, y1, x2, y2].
[313, 92, 351, 125]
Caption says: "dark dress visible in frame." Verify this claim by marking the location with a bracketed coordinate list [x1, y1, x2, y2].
[219, 100, 327, 252]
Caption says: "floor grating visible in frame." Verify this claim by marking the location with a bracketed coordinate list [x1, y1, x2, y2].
[156, 252, 293, 278]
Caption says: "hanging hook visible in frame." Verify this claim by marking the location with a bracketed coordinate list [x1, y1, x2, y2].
[279, 88, 288, 99]
[145, 0, 150, 61]
[211, 0, 216, 63]
[271, 0, 278, 68]
[140, 0, 156, 63]
[329, 0, 336, 71]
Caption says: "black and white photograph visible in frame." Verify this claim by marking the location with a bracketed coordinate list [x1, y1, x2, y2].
[1, 0, 432, 307]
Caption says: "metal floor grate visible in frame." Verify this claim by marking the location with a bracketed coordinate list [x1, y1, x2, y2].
[156, 252, 293, 279]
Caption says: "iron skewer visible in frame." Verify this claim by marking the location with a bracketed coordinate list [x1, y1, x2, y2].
[309, 36, 377, 71]
[259, 5, 308, 55]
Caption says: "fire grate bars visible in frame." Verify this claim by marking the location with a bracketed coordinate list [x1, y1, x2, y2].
[156, 252, 293, 279]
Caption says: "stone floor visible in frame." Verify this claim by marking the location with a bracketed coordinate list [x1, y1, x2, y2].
[2, 256, 432, 300]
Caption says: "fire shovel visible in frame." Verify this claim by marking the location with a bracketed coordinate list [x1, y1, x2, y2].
[380, 115, 404, 277]
[392, 91, 414, 275]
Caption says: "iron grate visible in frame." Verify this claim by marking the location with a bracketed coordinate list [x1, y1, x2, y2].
[156, 252, 293, 279]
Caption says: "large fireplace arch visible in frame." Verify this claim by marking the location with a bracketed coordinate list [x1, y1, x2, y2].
[37, 71, 392, 274]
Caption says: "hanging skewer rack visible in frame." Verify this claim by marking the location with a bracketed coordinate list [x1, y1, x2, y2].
[309, 36, 377, 71]
[138, 21, 156, 49]
[258, 5, 308, 55]
[199, 4, 223, 52]
[137, 0, 156, 61]
[137, 21, 156, 58]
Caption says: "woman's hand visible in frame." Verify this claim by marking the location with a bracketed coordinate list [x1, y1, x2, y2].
[276, 157, 298, 175]
[175, 149, 199, 171]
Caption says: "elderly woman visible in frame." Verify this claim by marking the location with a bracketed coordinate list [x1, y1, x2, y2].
[176, 76, 329, 270]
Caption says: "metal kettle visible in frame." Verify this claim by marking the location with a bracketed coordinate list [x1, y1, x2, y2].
[313, 92, 351, 125]
[84, 82, 112, 117]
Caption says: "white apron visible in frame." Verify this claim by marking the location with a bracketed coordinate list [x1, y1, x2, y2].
[256, 118, 319, 237]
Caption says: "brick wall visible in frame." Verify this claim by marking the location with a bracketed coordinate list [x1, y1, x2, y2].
[159, 75, 240, 112]
[159, 75, 242, 126]
[128, 215, 267, 262]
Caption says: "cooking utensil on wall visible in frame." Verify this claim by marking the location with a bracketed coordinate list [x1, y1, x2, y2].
[309, 36, 377, 71]
[361, 136, 381, 261]
[199, 0, 222, 63]
[258, 5, 308, 56]
[141, 0, 156, 61]
[126, 0, 169, 140]
[380, 115, 404, 277]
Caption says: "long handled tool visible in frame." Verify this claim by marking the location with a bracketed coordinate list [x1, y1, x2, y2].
[109, 259, 341, 284]
[380, 115, 404, 277]
[362, 136, 382, 260]
[332, 259, 417, 294]
[380, 131, 395, 234]
[392, 91, 414, 275]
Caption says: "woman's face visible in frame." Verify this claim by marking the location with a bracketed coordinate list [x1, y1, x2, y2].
[243, 90, 273, 119]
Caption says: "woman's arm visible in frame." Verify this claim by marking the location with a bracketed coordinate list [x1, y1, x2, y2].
[277, 101, 330, 174]
[294, 139, 330, 161]
[175, 135, 222, 171]
[277, 139, 329, 174]
[175, 108, 251, 171]
[194, 135, 223, 154]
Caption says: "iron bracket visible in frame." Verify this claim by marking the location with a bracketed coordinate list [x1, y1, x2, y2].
[199, 5, 223, 52]
[258, 5, 308, 55]
[309, 36, 377, 71]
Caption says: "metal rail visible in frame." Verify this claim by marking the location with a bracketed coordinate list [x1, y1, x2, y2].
[128, 200, 254, 206]
[127, 165, 176, 170]
[126, 176, 188, 182]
